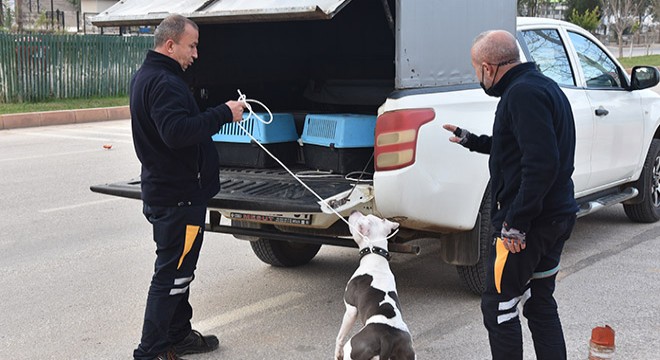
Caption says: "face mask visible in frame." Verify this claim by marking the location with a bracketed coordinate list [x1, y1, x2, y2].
[479, 59, 516, 97]
[480, 64, 501, 97]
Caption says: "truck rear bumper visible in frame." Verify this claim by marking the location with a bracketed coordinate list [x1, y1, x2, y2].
[206, 222, 421, 255]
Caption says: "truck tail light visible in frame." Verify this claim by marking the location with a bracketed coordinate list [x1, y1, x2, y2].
[375, 108, 435, 171]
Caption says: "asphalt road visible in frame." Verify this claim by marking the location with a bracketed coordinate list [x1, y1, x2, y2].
[1, 120, 659, 359]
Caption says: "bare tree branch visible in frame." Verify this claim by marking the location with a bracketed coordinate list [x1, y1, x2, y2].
[605, 0, 645, 57]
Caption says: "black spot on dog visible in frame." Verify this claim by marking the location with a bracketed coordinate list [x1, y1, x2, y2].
[379, 302, 396, 319]
[349, 323, 415, 360]
[388, 290, 402, 311]
[345, 274, 398, 324]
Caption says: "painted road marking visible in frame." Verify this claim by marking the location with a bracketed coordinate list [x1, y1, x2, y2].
[0, 149, 104, 162]
[40, 198, 122, 213]
[63, 128, 132, 137]
[195, 291, 306, 333]
[22, 132, 133, 144]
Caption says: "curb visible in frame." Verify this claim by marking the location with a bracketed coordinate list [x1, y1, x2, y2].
[0, 105, 130, 130]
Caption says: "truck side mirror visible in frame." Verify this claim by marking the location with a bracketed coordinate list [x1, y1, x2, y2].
[629, 66, 660, 90]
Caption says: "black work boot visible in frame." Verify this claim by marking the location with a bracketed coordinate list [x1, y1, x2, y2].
[173, 330, 220, 355]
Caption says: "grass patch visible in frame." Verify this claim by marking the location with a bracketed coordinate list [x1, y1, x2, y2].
[617, 55, 660, 68]
[0, 96, 128, 115]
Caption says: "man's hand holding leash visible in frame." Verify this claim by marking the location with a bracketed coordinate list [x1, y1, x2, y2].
[501, 222, 526, 253]
[225, 100, 247, 122]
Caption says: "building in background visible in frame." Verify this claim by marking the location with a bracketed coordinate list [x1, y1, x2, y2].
[518, 0, 568, 19]
[1, 0, 127, 33]
[538, 0, 568, 20]
[81, 0, 115, 33]
[1, 0, 78, 32]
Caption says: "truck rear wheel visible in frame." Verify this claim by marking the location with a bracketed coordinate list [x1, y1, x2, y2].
[624, 139, 660, 223]
[455, 184, 492, 295]
[250, 238, 321, 267]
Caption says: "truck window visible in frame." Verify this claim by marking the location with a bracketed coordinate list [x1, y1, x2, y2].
[567, 31, 623, 89]
[520, 29, 575, 86]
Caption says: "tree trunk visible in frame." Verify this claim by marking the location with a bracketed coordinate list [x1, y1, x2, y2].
[629, 35, 634, 58]
[15, 0, 22, 31]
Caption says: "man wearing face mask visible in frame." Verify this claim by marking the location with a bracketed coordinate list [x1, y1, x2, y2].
[443, 30, 578, 360]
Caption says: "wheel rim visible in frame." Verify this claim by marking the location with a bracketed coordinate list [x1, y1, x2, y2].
[652, 155, 660, 208]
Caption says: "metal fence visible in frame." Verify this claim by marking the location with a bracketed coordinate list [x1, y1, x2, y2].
[0, 33, 153, 103]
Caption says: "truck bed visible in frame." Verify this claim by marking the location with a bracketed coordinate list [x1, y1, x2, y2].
[90, 166, 357, 213]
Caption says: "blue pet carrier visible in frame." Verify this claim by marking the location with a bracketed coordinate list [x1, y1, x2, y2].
[212, 113, 299, 168]
[301, 114, 376, 173]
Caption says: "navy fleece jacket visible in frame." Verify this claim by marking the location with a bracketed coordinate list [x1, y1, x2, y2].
[463, 62, 579, 233]
[130, 50, 233, 206]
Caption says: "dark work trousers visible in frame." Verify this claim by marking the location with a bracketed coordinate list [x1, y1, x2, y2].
[134, 203, 207, 360]
[481, 214, 576, 360]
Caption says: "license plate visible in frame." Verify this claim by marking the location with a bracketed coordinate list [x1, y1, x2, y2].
[229, 212, 313, 226]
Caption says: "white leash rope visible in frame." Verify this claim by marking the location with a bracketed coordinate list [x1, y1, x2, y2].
[233, 90, 398, 243]
[237, 90, 272, 125]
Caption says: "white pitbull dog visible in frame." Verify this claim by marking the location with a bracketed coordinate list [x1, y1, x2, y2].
[335, 211, 415, 360]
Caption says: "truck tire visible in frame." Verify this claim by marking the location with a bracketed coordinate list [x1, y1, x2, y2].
[456, 185, 493, 295]
[250, 238, 321, 267]
[624, 139, 660, 223]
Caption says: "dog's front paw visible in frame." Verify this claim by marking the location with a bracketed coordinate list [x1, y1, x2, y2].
[334, 345, 343, 360]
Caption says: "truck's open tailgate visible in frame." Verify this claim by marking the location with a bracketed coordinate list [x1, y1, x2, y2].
[90, 178, 142, 200]
[90, 167, 357, 213]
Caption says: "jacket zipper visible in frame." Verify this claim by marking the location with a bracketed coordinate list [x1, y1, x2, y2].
[196, 145, 202, 189]
[494, 177, 504, 211]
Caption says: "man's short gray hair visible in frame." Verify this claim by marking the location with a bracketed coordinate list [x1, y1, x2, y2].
[472, 30, 519, 65]
[153, 14, 198, 48]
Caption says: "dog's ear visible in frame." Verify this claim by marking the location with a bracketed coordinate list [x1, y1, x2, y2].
[357, 220, 370, 238]
[385, 218, 400, 231]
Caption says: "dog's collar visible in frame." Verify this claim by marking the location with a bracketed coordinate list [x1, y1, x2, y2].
[359, 246, 391, 261]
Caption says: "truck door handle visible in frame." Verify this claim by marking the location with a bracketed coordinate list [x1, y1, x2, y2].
[595, 107, 609, 116]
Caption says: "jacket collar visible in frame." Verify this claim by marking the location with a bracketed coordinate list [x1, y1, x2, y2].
[145, 50, 184, 76]
[490, 62, 537, 97]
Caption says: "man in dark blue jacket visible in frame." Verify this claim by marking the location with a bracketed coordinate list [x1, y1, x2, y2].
[130, 14, 245, 360]
[444, 30, 579, 360]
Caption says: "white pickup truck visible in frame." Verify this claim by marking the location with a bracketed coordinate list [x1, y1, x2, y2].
[91, 2, 660, 294]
